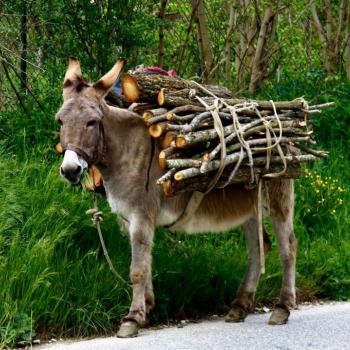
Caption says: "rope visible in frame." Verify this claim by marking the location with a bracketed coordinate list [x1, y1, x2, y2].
[86, 193, 129, 286]
[166, 84, 228, 229]
[194, 96, 227, 193]
[229, 104, 255, 184]
[257, 179, 265, 274]
[182, 84, 296, 273]
[188, 83, 292, 274]
[255, 100, 287, 178]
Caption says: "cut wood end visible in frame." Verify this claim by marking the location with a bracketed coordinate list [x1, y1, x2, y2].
[149, 123, 166, 138]
[175, 136, 187, 148]
[161, 131, 175, 149]
[142, 111, 154, 122]
[158, 151, 167, 170]
[174, 172, 184, 181]
[158, 88, 165, 106]
[166, 112, 173, 120]
[122, 74, 140, 102]
[163, 180, 174, 197]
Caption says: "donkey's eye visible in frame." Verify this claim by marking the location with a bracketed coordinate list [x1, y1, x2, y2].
[87, 120, 96, 128]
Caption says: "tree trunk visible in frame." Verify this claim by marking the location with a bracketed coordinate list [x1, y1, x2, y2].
[177, 1, 198, 75]
[346, 2, 350, 79]
[157, 0, 167, 68]
[122, 73, 232, 102]
[225, 2, 236, 86]
[248, 4, 274, 94]
[191, 0, 214, 83]
[20, 0, 27, 93]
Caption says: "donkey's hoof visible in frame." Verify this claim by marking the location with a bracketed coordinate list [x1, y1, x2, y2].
[268, 307, 290, 325]
[225, 306, 247, 323]
[117, 321, 139, 338]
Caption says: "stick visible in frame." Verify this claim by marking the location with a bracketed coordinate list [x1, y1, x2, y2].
[122, 74, 232, 102]
[174, 154, 316, 181]
[163, 164, 302, 196]
[160, 131, 177, 149]
[175, 119, 301, 148]
[159, 148, 183, 170]
[142, 108, 168, 122]
[157, 168, 176, 185]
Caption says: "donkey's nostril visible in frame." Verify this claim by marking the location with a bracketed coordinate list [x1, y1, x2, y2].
[60, 167, 65, 175]
[76, 165, 82, 173]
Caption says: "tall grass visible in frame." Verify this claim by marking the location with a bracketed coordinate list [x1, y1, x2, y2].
[1, 142, 349, 347]
[0, 148, 131, 347]
[1, 78, 350, 347]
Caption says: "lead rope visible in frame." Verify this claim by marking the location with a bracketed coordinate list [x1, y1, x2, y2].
[257, 179, 265, 274]
[86, 193, 129, 286]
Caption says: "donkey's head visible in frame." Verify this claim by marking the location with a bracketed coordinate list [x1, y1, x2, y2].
[56, 58, 124, 184]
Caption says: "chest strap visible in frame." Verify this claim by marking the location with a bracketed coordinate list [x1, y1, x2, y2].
[164, 191, 205, 230]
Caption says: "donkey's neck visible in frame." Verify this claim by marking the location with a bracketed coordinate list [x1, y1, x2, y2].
[98, 103, 155, 183]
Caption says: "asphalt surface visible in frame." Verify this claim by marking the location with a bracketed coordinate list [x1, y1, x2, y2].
[37, 302, 350, 350]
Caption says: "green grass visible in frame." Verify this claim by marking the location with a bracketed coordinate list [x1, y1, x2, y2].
[0, 148, 131, 348]
[0, 141, 349, 348]
[1, 78, 350, 348]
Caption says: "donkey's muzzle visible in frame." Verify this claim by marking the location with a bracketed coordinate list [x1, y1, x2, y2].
[60, 164, 82, 184]
[60, 149, 87, 184]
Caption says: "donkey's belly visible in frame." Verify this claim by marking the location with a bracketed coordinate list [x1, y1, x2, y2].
[178, 210, 253, 233]
[159, 185, 257, 234]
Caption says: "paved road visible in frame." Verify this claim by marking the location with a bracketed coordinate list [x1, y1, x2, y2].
[38, 302, 350, 350]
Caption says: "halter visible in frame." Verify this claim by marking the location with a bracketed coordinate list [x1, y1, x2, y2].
[61, 122, 106, 167]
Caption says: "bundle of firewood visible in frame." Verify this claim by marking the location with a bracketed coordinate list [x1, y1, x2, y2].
[120, 73, 331, 196]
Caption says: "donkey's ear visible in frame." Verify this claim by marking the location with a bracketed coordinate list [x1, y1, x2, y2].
[93, 58, 126, 99]
[63, 57, 82, 87]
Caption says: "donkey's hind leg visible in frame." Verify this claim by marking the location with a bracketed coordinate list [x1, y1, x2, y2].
[268, 179, 297, 325]
[225, 217, 271, 322]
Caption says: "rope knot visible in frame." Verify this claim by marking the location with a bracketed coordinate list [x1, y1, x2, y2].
[86, 208, 103, 225]
[189, 88, 197, 98]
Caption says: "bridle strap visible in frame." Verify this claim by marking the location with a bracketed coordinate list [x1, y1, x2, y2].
[61, 122, 105, 166]
[62, 143, 92, 163]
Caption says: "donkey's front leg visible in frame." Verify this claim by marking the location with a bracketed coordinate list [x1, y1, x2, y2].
[117, 212, 154, 338]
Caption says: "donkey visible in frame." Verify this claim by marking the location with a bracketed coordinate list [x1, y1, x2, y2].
[57, 58, 297, 338]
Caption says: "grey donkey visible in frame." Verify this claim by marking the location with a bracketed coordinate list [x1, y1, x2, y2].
[57, 58, 297, 338]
